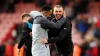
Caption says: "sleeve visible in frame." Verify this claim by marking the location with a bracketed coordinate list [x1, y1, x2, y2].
[48, 21, 71, 43]
[28, 18, 34, 24]
[38, 17, 66, 29]
[17, 23, 30, 49]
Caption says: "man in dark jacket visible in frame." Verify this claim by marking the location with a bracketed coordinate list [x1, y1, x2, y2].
[41, 5, 73, 56]
[17, 13, 32, 56]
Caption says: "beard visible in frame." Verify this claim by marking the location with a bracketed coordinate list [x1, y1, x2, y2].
[56, 14, 62, 17]
[55, 14, 63, 19]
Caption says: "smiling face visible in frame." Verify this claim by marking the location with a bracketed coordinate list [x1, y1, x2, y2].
[53, 6, 64, 20]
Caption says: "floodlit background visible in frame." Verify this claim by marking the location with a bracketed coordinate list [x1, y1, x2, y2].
[0, 0, 100, 56]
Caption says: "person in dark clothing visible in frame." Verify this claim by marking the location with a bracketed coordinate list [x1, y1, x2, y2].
[17, 13, 32, 56]
[0, 44, 5, 56]
[41, 5, 73, 56]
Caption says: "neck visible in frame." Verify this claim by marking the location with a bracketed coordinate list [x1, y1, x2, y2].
[55, 18, 60, 20]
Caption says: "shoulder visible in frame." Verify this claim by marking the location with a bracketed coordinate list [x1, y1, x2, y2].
[66, 18, 71, 24]
[23, 23, 28, 27]
[64, 18, 72, 27]
[34, 16, 46, 24]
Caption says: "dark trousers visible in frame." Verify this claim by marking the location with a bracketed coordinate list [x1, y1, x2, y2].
[58, 51, 73, 56]
[24, 49, 32, 56]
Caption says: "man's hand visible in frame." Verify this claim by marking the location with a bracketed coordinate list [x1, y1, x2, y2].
[41, 38, 48, 44]
[17, 49, 20, 55]
[63, 11, 67, 18]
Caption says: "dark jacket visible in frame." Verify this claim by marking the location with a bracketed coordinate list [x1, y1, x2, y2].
[18, 22, 32, 51]
[48, 17, 73, 55]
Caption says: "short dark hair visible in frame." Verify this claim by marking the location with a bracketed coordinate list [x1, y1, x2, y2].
[22, 13, 31, 20]
[41, 5, 52, 11]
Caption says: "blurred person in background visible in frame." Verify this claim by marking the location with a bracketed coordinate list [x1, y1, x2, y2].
[73, 0, 89, 18]
[0, 42, 5, 56]
[75, 12, 91, 37]
[41, 5, 73, 56]
[64, 1, 74, 20]
[4, 38, 15, 56]
[72, 32, 82, 56]
[0, 0, 9, 13]
[84, 32, 98, 56]
[34, 0, 45, 7]
[72, 31, 86, 56]
[6, 0, 15, 13]
[1, 26, 16, 56]
[0, 0, 15, 13]
[45, 0, 52, 6]
[94, 19, 100, 41]
[17, 13, 32, 56]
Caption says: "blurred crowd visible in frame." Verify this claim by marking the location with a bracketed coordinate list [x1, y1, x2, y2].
[0, 0, 100, 56]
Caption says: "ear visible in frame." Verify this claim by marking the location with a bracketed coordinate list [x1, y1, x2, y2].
[50, 10, 52, 12]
